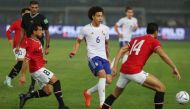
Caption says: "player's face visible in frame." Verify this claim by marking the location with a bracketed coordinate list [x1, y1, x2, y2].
[92, 12, 103, 26]
[30, 4, 39, 15]
[126, 9, 134, 19]
[35, 26, 43, 38]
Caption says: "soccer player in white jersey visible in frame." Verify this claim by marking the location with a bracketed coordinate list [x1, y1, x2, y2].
[111, 6, 138, 67]
[69, 6, 112, 109]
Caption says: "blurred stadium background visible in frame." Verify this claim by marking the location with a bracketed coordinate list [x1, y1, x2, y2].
[0, 0, 190, 109]
[0, 0, 190, 39]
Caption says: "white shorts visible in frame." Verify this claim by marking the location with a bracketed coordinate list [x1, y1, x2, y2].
[116, 70, 149, 88]
[13, 48, 26, 59]
[31, 68, 54, 89]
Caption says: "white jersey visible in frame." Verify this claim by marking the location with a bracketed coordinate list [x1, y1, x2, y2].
[78, 23, 109, 60]
[116, 17, 138, 42]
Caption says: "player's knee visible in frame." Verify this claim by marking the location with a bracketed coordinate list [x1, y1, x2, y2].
[43, 84, 53, 95]
[106, 78, 112, 84]
[156, 84, 166, 92]
[45, 90, 52, 95]
[49, 75, 58, 84]
[98, 70, 106, 78]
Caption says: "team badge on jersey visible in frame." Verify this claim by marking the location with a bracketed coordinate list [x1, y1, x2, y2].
[44, 19, 48, 24]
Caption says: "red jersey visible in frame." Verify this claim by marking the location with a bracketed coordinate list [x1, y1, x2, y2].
[25, 38, 45, 73]
[120, 35, 161, 74]
[6, 19, 26, 48]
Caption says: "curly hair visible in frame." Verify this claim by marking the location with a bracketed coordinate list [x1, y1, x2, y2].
[88, 6, 104, 20]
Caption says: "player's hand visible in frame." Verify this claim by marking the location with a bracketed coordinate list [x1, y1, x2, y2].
[19, 75, 26, 85]
[8, 40, 13, 47]
[69, 51, 76, 58]
[112, 67, 117, 78]
[118, 33, 123, 38]
[133, 25, 138, 31]
[44, 48, 49, 55]
[172, 67, 181, 80]
[44, 58, 48, 64]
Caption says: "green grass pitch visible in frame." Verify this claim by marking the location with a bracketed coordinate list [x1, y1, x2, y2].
[0, 38, 190, 109]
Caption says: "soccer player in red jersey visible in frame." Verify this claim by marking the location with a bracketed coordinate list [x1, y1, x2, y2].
[4, 8, 30, 87]
[102, 23, 181, 109]
[18, 23, 69, 109]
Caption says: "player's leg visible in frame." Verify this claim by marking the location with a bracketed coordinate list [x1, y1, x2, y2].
[28, 77, 36, 93]
[19, 68, 52, 109]
[49, 75, 69, 109]
[142, 73, 166, 109]
[4, 48, 25, 87]
[4, 61, 23, 87]
[102, 73, 130, 109]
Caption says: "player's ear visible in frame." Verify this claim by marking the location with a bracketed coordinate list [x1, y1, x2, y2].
[92, 15, 95, 20]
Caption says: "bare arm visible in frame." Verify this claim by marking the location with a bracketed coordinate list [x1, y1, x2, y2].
[155, 47, 181, 80]
[114, 23, 122, 38]
[19, 58, 29, 85]
[44, 30, 50, 55]
[105, 40, 110, 59]
[112, 45, 129, 77]
[69, 38, 82, 58]
[17, 28, 25, 48]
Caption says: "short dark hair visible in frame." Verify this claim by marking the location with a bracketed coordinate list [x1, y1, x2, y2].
[31, 23, 42, 34]
[30, 0, 39, 5]
[21, 8, 30, 14]
[125, 6, 133, 12]
[146, 22, 159, 34]
[88, 6, 104, 20]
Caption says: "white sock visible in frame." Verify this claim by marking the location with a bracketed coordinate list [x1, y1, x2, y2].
[122, 54, 128, 64]
[98, 78, 106, 105]
[87, 84, 98, 95]
[87, 83, 109, 95]
[110, 58, 115, 69]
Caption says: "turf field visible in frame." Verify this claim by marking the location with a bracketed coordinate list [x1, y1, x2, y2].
[0, 38, 190, 109]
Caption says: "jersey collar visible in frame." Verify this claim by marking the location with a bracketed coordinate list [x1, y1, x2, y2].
[30, 13, 39, 18]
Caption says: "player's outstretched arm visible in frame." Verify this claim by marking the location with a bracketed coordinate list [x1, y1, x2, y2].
[112, 45, 129, 77]
[155, 47, 181, 80]
[44, 30, 50, 55]
[19, 58, 29, 85]
[69, 38, 82, 58]
[6, 24, 14, 47]
[105, 40, 110, 60]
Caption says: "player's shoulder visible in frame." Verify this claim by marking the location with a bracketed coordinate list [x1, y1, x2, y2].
[118, 17, 126, 21]
[100, 24, 109, 30]
[131, 17, 137, 21]
[81, 24, 91, 31]
[37, 13, 46, 18]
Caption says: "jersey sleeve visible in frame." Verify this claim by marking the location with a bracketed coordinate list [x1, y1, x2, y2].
[41, 15, 49, 30]
[152, 38, 161, 51]
[6, 22, 15, 40]
[116, 18, 124, 26]
[77, 28, 85, 40]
